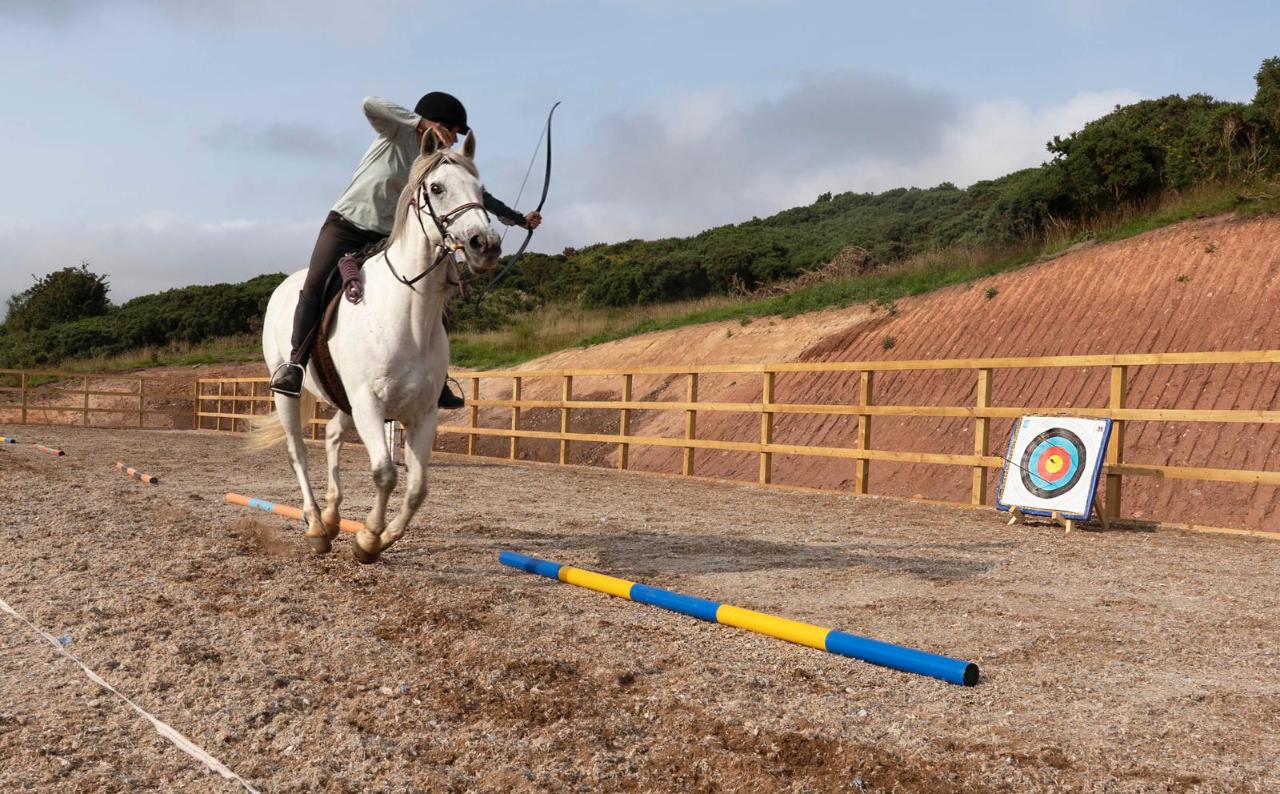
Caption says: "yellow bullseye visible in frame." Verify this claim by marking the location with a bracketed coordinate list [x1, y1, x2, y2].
[1044, 454, 1064, 474]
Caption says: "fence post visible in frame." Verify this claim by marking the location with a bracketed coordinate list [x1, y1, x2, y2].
[855, 371, 874, 494]
[138, 378, 146, 429]
[559, 375, 573, 464]
[82, 376, 90, 427]
[216, 381, 225, 432]
[192, 380, 200, 430]
[467, 377, 479, 456]
[308, 392, 319, 440]
[759, 371, 775, 484]
[618, 374, 632, 470]
[509, 376, 522, 460]
[972, 368, 992, 504]
[683, 373, 698, 476]
[1106, 365, 1127, 520]
[20, 372, 28, 425]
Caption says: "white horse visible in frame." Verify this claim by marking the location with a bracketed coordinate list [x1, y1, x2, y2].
[252, 132, 500, 563]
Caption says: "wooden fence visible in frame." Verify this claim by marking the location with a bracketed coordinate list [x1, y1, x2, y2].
[195, 378, 351, 437]
[176, 350, 1280, 534]
[195, 377, 272, 433]
[0, 369, 196, 429]
[9, 351, 1280, 536]
[431, 351, 1280, 526]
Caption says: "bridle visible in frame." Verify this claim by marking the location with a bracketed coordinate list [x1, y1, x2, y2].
[384, 161, 489, 290]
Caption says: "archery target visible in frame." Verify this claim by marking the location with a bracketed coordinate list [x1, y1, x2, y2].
[997, 416, 1112, 519]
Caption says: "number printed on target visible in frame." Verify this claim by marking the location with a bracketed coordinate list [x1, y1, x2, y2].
[997, 416, 1113, 520]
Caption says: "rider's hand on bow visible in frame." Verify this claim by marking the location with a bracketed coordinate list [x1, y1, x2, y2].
[523, 211, 542, 230]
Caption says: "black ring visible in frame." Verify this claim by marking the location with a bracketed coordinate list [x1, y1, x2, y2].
[1018, 428, 1086, 499]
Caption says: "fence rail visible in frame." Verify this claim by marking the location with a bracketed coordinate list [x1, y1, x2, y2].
[0, 368, 195, 429]
[7, 350, 1280, 536]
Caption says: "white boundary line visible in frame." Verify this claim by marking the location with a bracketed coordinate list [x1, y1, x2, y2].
[0, 596, 261, 793]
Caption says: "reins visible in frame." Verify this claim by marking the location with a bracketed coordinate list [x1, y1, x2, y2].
[384, 163, 488, 289]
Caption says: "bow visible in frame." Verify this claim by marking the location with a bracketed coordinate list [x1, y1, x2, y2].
[489, 101, 560, 287]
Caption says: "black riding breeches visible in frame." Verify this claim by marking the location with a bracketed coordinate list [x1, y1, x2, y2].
[291, 211, 387, 354]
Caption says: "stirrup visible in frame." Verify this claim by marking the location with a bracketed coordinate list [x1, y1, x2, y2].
[269, 362, 305, 397]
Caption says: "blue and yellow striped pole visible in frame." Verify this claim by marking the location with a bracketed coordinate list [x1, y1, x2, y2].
[499, 551, 979, 686]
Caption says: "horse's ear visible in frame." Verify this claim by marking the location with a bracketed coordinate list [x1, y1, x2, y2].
[462, 131, 476, 160]
[420, 128, 442, 157]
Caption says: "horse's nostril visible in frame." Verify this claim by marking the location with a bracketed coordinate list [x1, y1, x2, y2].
[469, 234, 483, 250]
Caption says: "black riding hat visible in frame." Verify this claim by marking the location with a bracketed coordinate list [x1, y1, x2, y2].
[415, 92, 469, 134]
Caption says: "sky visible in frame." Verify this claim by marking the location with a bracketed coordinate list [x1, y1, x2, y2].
[0, 0, 1276, 311]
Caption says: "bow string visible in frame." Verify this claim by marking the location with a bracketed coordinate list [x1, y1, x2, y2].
[490, 101, 560, 287]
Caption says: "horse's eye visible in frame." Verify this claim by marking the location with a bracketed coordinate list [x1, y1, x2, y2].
[429, 183, 444, 195]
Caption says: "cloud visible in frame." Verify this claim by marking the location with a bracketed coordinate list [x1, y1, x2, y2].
[0, 214, 317, 317]
[203, 122, 352, 159]
[0, 69, 1144, 312]
[0, 0, 421, 36]
[540, 75, 1142, 250]
[0, 0, 101, 25]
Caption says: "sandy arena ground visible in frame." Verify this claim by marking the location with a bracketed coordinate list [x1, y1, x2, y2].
[0, 424, 1277, 792]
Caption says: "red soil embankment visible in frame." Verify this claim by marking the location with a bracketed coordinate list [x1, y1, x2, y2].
[462, 214, 1280, 532]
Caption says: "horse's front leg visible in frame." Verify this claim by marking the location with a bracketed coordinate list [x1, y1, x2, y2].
[311, 410, 355, 553]
[377, 410, 438, 555]
[348, 396, 395, 564]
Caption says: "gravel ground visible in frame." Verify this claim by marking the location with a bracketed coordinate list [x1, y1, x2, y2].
[1, 424, 1277, 793]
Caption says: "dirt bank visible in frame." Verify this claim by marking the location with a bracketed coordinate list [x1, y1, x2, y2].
[456, 214, 1280, 532]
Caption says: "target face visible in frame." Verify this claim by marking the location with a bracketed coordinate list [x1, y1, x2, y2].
[1019, 428, 1086, 499]
[997, 416, 1111, 519]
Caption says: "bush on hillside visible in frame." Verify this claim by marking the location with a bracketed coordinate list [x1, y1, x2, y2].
[3, 264, 111, 333]
[0, 273, 286, 367]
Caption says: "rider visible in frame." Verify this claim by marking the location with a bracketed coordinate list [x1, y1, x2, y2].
[269, 92, 542, 405]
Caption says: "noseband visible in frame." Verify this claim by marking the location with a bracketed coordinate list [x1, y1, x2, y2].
[384, 162, 489, 289]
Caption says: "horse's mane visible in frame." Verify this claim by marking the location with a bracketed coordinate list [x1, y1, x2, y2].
[388, 149, 480, 247]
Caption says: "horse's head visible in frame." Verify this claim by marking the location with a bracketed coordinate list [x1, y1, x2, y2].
[412, 131, 502, 276]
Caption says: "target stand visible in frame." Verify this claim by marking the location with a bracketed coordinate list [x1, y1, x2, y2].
[996, 416, 1113, 533]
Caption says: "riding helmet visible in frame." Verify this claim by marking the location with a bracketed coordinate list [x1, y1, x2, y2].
[415, 92, 469, 134]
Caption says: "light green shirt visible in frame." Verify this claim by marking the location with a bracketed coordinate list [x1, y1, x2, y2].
[331, 97, 422, 235]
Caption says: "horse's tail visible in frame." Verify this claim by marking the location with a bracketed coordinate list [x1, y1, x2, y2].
[247, 391, 316, 451]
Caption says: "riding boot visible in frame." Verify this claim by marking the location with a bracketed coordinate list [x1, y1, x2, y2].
[270, 291, 324, 397]
[438, 379, 465, 409]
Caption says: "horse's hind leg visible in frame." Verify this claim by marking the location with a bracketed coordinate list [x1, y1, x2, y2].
[320, 411, 355, 545]
[377, 411, 438, 555]
[274, 393, 327, 552]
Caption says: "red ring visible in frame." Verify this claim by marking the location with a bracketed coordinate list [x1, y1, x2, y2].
[1036, 445, 1072, 481]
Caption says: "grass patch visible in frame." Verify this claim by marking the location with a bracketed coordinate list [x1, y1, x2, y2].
[450, 294, 742, 369]
[43, 333, 262, 375]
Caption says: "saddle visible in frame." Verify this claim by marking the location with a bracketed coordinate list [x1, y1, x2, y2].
[305, 241, 387, 416]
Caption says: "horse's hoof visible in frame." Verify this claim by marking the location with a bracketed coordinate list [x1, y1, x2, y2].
[353, 544, 380, 565]
[305, 534, 333, 554]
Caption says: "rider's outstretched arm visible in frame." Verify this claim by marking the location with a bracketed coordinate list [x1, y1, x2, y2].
[482, 191, 527, 227]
